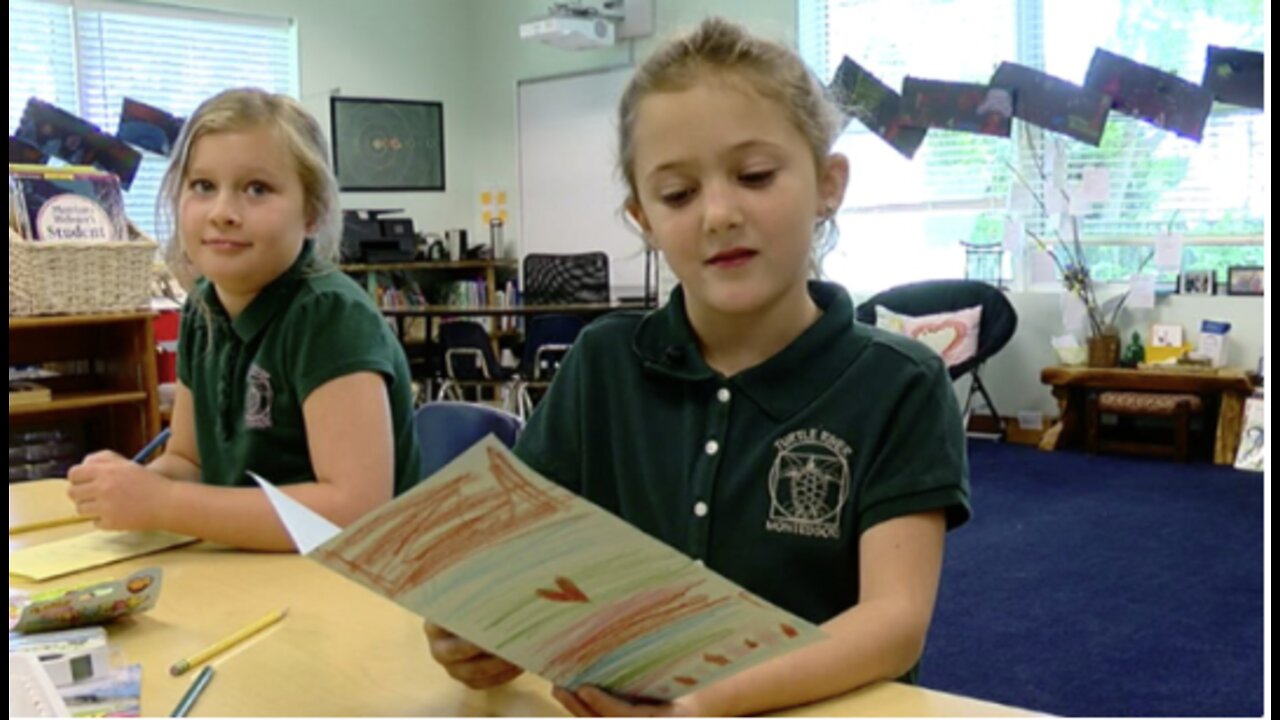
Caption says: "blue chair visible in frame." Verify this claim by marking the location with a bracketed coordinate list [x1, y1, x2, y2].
[515, 314, 585, 417]
[414, 401, 524, 479]
[436, 320, 517, 408]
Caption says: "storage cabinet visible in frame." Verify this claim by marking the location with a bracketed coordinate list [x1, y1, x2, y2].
[10, 313, 161, 480]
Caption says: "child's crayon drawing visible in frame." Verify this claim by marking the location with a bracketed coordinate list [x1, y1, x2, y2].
[257, 437, 824, 702]
[1084, 49, 1214, 142]
[990, 62, 1112, 147]
[1202, 46, 1264, 110]
[901, 78, 1013, 138]
[828, 56, 928, 159]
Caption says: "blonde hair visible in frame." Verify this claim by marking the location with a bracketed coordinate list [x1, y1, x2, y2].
[158, 88, 342, 281]
[617, 18, 844, 259]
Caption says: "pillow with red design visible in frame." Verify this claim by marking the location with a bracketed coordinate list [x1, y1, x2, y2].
[875, 304, 983, 368]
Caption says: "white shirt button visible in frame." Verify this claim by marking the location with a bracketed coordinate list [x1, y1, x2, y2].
[694, 501, 709, 518]
[694, 559, 706, 568]
[717, 388, 731, 403]
[705, 440, 720, 456]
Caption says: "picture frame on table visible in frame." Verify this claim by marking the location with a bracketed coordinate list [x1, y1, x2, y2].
[1178, 270, 1217, 296]
[1151, 323, 1185, 348]
[1226, 266, 1264, 296]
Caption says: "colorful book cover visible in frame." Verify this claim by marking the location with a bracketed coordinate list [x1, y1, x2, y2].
[8, 569, 162, 634]
[9, 166, 129, 242]
[16, 99, 142, 189]
[58, 665, 142, 718]
[117, 98, 185, 157]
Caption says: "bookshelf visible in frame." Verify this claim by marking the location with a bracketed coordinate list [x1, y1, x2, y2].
[340, 259, 517, 274]
[9, 313, 161, 479]
[341, 258, 521, 341]
[341, 259, 522, 386]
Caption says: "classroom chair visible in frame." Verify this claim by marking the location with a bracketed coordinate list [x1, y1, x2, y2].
[855, 279, 1019, 440]
[414, 401, 524, 479]
[435, 320, 518, 409]
[514, 314, 586, 418]
[523, 252, 610, 305]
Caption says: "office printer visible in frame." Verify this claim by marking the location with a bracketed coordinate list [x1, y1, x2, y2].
[341, 209, 418, 263]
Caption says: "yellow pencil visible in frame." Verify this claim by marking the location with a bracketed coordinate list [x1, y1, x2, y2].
[169, 608, 289, 677]
[8, 515, 93, 536]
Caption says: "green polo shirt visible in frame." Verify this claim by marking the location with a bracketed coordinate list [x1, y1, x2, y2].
[178, 243, 422, 496]
[515, 281, 970, 673]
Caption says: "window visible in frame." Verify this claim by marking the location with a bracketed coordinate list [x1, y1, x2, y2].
[9, 0, 297, 236]
[800, 0, 1266, 294]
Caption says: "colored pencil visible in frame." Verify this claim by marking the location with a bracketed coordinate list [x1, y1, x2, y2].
[169, 608, 288, 677]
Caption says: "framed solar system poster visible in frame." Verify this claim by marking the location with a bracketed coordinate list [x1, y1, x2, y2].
[331, 97, 445, 191]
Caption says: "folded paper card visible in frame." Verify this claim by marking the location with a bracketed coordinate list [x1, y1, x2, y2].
[254, 437, 824, 702]
[9, 532, 196, 582]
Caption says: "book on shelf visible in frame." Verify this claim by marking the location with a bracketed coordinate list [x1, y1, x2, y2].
[9, 381, 52, 408]
[8, 164, 128, 242]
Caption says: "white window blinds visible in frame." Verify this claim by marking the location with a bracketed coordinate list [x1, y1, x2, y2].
[9, 0, 297, 235]
[9, 0, 77, 136]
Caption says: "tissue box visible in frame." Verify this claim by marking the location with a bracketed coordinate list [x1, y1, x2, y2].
[1198, 320, 1232, 368]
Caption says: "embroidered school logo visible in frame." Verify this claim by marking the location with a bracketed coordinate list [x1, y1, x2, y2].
[766, 429, 852, 540]
[245, 365, 274, 430]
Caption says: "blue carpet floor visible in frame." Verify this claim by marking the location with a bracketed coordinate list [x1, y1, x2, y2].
[921, 442, 1265, 717]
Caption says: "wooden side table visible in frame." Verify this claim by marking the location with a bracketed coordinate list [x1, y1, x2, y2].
[1040, 366, 1255, 465]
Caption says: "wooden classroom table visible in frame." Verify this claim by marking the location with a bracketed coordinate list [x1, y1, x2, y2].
[1039, 366, 1257, 464]
[9, 481, 1039, 718]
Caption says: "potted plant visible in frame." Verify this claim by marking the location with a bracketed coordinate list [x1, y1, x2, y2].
[1006, 136, 1156, 368]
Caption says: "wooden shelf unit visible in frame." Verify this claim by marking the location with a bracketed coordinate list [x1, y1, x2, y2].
[339, 259, 518, 274]
[9, 313, 161, 466]
[342, 258, 522, 351]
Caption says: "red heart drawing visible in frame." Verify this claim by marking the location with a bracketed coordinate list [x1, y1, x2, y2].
[780, 624, 799, 639]
[703, 653, 731, 667]
[535, 577, 590, 604]
[908, 318, 968, 362]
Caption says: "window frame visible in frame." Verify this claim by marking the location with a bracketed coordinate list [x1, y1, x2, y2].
[799, 0, 1266, 293]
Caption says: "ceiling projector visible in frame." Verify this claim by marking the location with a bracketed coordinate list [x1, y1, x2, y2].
[520, 14, 617, 50]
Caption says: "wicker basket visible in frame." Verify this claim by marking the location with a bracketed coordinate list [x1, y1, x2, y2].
[9, 225, 158, 317]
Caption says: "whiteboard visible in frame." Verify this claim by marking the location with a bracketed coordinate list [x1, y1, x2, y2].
[517, 67, 659, 299]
